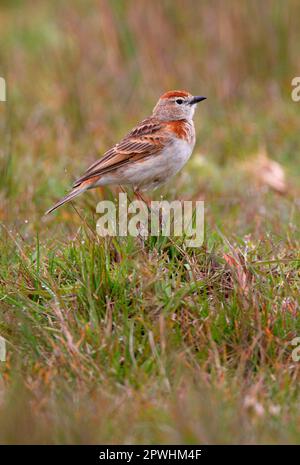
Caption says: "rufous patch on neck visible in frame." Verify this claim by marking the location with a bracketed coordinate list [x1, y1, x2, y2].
[166, 120, 193, 143]
[160, 90, 191, 100]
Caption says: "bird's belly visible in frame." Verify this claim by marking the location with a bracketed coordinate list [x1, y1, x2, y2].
[99, 139, 194, 191]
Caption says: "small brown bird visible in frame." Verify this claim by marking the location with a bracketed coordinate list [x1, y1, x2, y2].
[45, 90, 206, 214]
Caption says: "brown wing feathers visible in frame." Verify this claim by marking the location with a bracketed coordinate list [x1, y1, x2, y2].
[45, 118, 170, 214]
[73, 118, 166, 187]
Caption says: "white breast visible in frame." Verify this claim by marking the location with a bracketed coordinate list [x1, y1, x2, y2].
[121, 138, 194, 191]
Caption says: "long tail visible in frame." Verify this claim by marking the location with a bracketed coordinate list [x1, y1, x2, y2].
[44, 183, 89, 215]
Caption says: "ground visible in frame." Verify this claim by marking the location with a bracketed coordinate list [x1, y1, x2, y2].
[0, 0, 299, 444]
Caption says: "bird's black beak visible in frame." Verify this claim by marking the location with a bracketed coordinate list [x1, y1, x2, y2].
[189, 96, 207, 105]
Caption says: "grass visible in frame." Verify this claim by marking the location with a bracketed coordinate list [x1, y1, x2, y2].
[0, 0, 300, 444]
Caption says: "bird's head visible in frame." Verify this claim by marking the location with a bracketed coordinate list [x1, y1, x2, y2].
[152, 90, 206, 121]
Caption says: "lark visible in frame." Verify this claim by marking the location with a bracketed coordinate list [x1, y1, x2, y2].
[45, 90, 206, 214]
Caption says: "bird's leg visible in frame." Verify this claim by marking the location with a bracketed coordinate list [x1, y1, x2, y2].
[132, 189, 152, 242]
[118, 184, 134, 203]
[118, 184, 126, 194]
[134, 190, 151, 209]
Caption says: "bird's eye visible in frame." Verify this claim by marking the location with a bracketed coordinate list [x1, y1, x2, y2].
[175, 98, 184, 105]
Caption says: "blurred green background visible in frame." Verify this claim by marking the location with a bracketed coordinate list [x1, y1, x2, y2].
[0, 0, 299, 445]
[1, 0, 300, 222]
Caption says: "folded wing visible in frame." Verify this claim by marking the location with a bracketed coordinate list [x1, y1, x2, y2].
[73, 118, 169, 187]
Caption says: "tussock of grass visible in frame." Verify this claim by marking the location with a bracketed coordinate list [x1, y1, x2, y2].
[0, 0, 300, 444]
